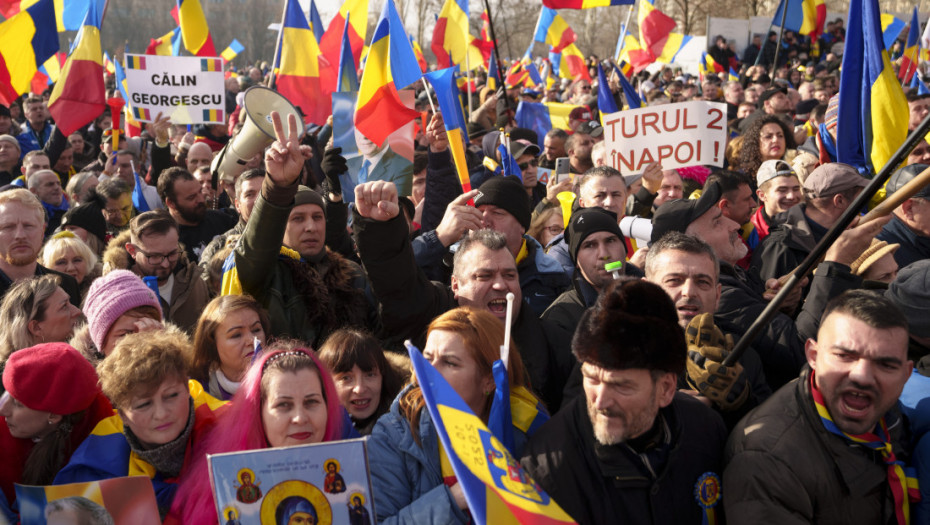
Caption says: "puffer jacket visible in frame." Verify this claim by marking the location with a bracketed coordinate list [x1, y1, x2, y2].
[725, 366, 908, 525]
[102, 230, 210, 333]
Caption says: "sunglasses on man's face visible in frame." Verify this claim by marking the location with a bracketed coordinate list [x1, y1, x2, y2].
[518, 159, 538, 171]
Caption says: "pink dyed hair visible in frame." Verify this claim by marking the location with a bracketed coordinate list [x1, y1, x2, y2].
[166, 346, 343, 524]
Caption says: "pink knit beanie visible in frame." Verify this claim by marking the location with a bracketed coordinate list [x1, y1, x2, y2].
[83, 270, 163, 352]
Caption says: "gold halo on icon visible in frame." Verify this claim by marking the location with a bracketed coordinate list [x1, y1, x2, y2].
[324, 458, 340, 472]
[348, 492, 366, 505]
[237, 468, 256, 484]
[221, 505, 240, 519]
[259, 480, 331, 525]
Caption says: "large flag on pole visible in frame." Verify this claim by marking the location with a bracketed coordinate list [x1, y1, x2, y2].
[406, 342, 574, 525]
[47, 0, 105, 136]
[596, 63, 618, 115]
[354, 0, 422, 146]
[771, 0, 826, 39]
[1, 0, 104, 32]
[320, 0, 368, 92]
[146, 27, 181, 56]
[836, 0, 908, 184]
[276, 0, 326, 125]
[0, 0, 58, 104]
[176, 0, 217, 57]
[337, 16, 359, 92]
[533, 7, 577, 54]
[630, 0, 690, 71]
[308, 0, 324, 43]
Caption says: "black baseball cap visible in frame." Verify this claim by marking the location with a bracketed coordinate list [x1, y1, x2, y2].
[650, 180, 722, 244]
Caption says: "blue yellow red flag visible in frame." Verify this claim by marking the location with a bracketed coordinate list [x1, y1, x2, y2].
[558, 43, 590, 81]
[432, 0, 484, 70]
[337, 15, 359, 92]
[411, 36, 428, 73]
[276, 0, 327, 125]
[176, 0, 217, 57]
[146, 27, 182, 56]
[728, 67, 739, 82]
[220, 39, 244, 62]
[516, 101, 581, 148]
[0, 0, 58, 104]
[899, 8, 919, 83]
[354, 0, 422, 146]
[534, 7, 577, 54]
[47, 0, 105, 137]
[632, 0, 689, 71]
[772, 0, 826, 38]
[405, 342, 573, 525]
[2, 0, 104, 32]
[424, 67, 472, 192]
[543, 0, 630, 7]
[836, 0, 908, 188]
[103, 51, 116, 74]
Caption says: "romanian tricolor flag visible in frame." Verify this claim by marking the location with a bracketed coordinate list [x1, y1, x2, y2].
[276, 0, 327, 125]
[220, 39, 244, 62]
[630, 0, 691, 72]
[406, 342, 573, 525]
[0, 0, 58, 104]
[103, 51, 116, 75]
[47, 0, 105, 137]
[115, 58, 144, 136]
[146, 27, 181, 56]
[516, 100, 582, 148]
[337, 16, 360, 92]
[477, 9, 493, 65]
[320, 0, 369, 94]
[557, 43, 590, 81]
[543, 0, 631, 8]
[836, 0, 908, 188]
[54, 381, 226, 513]
[614, 25, 639, 64]
[425, 67, 471, 193]
[202, 108, 223, 123]
[176, 0, 217, 57]
[354, 0, 422, 147]
[200, 57, 222, 72]
[772, 0, 826, 39]
[411, 36, 428, 73]
[1, 0, 104, 32]
[728, 67, 739, 82]
[881, 14, 906, 51]
[533, 7, 577, 54]
[899, 7, 919, 83]
[126, 54, 147, 70]
[432, 0, 484, 70]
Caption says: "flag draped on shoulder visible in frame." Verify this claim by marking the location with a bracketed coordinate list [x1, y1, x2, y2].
[276, 0, 326, 125]
[48, 0, 105, 137]
[836, 0, 908, 186]
[0, 0, 58, 104]
[176, 0, 216, 57]
[354, 0, 422, 147]
[406, 342, 574, 525]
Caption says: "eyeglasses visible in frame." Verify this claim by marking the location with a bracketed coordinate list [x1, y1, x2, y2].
[544, 225, 564, 235]
[518, 159, 538, 171]
[131, 244, 181, 265]
[580, 85, 592, 91]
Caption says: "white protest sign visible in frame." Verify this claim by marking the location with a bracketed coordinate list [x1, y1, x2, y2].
[603, 101, 727, 175]
[123, 54, 226, 125]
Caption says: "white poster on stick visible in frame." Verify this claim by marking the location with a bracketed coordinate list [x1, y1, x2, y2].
[602, 101, 728, 175]
[123, 54, 226, 125]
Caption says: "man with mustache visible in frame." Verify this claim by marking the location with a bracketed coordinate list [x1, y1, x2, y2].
[725, 291, 916, 524]
[156, 167, 236, 262]
[521, 279, 727, 525]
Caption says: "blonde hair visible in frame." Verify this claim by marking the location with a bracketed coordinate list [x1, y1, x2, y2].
[0, 275, 61, 369]
[0, 188, 44, 224]
[98, 329, 190, 410]
[39, 233, 98, 279]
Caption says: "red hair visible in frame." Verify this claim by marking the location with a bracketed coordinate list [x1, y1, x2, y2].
[166, 345, 343, 524]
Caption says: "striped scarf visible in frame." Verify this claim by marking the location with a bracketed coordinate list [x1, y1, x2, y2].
[810, 373, 920, 525]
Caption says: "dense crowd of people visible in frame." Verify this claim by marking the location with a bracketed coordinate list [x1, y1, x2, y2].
[1, 20, 930, 524]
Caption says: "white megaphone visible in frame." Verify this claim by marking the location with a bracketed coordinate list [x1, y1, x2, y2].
[211, 85, 305, 182]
